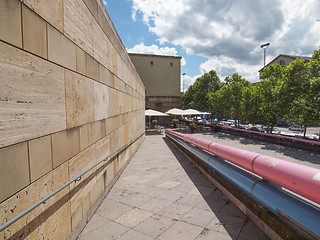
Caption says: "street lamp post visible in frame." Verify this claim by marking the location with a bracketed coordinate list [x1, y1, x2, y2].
[182, 73, 186, 93]
[260, 42, 270, 66]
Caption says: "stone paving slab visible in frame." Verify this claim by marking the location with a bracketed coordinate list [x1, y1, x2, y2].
[78, 133, 268, 240]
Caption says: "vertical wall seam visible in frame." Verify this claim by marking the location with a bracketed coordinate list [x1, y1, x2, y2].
[46, 22, 49, 60]
[20, 2, 24, 50]
[27, 141, 31, 184]
[50, 135, 54, 171]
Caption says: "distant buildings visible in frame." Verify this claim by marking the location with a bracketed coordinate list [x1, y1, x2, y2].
[129, 53, 182, 112]
[258, 54, 311, 79]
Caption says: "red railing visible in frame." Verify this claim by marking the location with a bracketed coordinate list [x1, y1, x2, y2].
[166, 129, 320, 205]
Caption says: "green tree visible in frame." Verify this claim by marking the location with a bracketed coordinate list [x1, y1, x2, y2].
[241, 84, 261, 124]
[224, 73, 250, 127]
[208, 85, 232, 120]
[281, 49, 320, 136]
[181, 70, 221, 111]
[259, 64, 285, 133]
[181, 85, 195, 109]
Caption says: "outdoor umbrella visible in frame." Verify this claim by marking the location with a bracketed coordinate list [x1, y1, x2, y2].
[145, 109, 169, 116]
[145, 109, 168, 128]
[166, 108, 185, 115]
[182, 109, 203, 115]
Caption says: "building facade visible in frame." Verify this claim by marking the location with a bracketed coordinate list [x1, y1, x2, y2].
[259, 54, 311, 79]
[129, 53, 181, 112]
[0, 0, 145, 239]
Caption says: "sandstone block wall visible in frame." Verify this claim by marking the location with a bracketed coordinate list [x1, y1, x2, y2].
[146, 96, 181, 112]
[0, 0, 145, 238]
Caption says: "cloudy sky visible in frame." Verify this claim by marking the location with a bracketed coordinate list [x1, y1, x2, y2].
[103, 0, 320, 91]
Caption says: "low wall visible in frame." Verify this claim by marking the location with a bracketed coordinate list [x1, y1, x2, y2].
[0, 0, 145, 239]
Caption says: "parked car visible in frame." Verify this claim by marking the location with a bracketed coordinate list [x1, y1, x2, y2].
[249, 127, 264, 132]
[288, 126, 304, 132]
[238, 125, 248, 130]
[272, 128, 281, 134]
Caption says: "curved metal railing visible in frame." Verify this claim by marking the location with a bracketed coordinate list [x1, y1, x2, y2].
[0, 133, 144, 232]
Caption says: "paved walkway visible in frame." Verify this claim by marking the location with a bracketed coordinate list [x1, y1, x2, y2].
[78, 133, 268, 240]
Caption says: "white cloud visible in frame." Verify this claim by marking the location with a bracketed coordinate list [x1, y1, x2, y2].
[131, 0, 320, 81]
[127, 43, 178, 56]
[181, 74, 199, 92]
[181, 57, 186, 66]
[102, 0, 107, 6]
[199, 57, 261, 82]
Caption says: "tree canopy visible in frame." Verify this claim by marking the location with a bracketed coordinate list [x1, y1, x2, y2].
[181, 70, 221, 111]
[181, 47, 320, 136]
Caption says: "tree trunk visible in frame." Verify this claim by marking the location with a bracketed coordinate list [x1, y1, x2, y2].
[303, 125, 307, 138]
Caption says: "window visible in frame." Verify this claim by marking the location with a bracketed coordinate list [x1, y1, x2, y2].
[170, 62, 173, 66]
[279, 60, 285, 66]
[150, 61, 153, 65]
[155, 102, 162, 107]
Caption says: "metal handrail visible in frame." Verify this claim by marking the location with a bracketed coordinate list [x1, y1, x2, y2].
[0, 133, 144, 232]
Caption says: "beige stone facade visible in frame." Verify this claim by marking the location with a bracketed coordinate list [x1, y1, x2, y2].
[146, 96, 181, 113]
[129, 53, 181, 112]
[0, 0, 145, 239]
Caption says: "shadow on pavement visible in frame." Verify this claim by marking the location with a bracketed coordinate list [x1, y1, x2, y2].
[145, 130, 164, 136]
[163, 136, 248, 240]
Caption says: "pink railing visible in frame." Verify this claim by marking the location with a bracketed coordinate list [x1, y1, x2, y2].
[166, 129, 320, 205]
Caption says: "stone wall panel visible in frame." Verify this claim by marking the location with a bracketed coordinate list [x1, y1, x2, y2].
[63, 0, 93, 56]
[21, 0, 64, 32]
[52, 127, 80, 168]
[93, 19, 109, 68]
[86, 54, 100, 81]
[69, 144, 96, 215]
[0, 142, 29, 203]
[22, 5, 47, 58]
[94, 81, 110, 121]
[65, 70, 95, 129]
[88, 120, 103, 146]
[0, 0, 22, 48]
[95, 134, 110, 163]
[83, 0, 98, 20]
[48, 24, 76, 71]
[90, 175, 104, 206]
[0, 0, 145, 238]
[0, 43, 66, 148]
[29, 135, 53, 182]
[0, 162, 71, 239]
[76, 46, 87, 76]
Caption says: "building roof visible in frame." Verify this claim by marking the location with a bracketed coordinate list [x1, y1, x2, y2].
[128, 52, 182, 59]
[258, 54, 311, 72]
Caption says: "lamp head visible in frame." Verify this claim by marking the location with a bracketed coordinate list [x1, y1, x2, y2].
[260, 42, 270, 48]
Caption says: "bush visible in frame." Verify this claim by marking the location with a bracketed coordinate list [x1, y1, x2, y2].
[172, 119, 179, 124]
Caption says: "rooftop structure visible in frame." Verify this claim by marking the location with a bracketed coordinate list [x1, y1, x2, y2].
[259, 54, 311, 79]
[129, 53, 182, 112]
